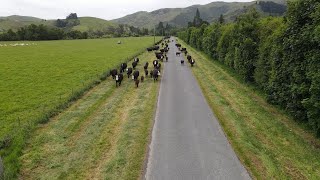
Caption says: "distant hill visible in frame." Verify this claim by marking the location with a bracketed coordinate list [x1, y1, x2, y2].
[112, 0, 287, 29]
[0, 15, 49, 32]
[0, 0, 287, 33]
[0, 15, 117, 33]
[72, 17, 117, 32]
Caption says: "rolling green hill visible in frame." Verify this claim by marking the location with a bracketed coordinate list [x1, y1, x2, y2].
[0, 16, 117, 33]
[72, 17, 117, 32]
[112, 0, 287, 29]
[0, 15, 50, 32]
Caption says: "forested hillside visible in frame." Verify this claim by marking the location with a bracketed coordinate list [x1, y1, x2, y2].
[178, 0, 320, 136]
[112, 0, 287, 29]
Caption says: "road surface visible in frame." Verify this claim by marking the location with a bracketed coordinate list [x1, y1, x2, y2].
[145, 38, 251, 180]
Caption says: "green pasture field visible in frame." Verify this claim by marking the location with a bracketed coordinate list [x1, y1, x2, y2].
[0, 36, 161, 178]
[178, 38, 320, 179]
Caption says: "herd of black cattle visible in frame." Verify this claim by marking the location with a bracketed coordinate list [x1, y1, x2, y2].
[109, 37, 196, 88]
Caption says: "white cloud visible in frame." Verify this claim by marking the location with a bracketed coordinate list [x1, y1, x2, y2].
[0, 0, 252, 20]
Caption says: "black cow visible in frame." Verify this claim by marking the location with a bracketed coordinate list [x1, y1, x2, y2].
[187, 55, 192, 63]
[147, 47, 153, 52]
[176, 52, 181, 56]
[155, 53, 163, 60]
[153, 60, 159, 67]
[156, 63, 161, 71]
[127, 67, 133, 78]
[134, 58, 140, 63]
[110, 69, 118, 79]
[135, 79, 140, 88]
[181, 60, 185, 65]
[133, 70, 140, 80]
[144, 62, 149, 70]
[184, 51, 188, 56]
[115, 74, 124, 87]
[120, 63, 127, 73]
[145, 69, 149, 76]
[181, 48, 187, 52]
[153, 46, 160, 51]
[190, 59, 195, 67]
[152, 69, 161, 82]
[132, 61, 138, 69]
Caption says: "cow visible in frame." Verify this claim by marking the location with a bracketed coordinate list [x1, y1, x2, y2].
[120, 63, 127, 73]
[115, 74, 124, 87]
[135, 79, 140, 88]
[190, 59, 195, 67]
[144, 62, 149, 70]
[160, 49, 165, 53]
[145, 69, 149, 76]
[156, 63, 161, 71]
[181, 60, 185, 65]
[152, 69, 161, 82]
[155, 52, 163, 60]
[181, 48, 187, 52]
[176, 52, 181, 56]
[175, 43, 181, 47]
[153, 46, 160, 51]
[133, 70, 139, 80]
[184, 51, 188, 56]
[153, 60, 159, 67]
[134, 57, 140, 63]
[127, 67, 133, 78]
[187, 55, 192, 63]
[141, 76, 144, 83]
[132, 61, 138, 69]
[147, 47, 153, 52]
[110, 69, 118, 79]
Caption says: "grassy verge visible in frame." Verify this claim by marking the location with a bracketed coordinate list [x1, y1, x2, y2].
[178, 38, 320, 179]
[18, 49, 160, 179]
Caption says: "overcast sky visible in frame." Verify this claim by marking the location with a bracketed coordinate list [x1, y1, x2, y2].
[0, 0, 252, 20]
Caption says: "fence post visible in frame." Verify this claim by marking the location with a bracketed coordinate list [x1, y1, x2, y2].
[0, 156, 4, 179]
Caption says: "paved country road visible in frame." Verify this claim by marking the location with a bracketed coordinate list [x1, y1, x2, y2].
[144, 38, 251, 180]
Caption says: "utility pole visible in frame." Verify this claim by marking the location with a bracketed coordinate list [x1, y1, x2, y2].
[154, 25, 156, 45]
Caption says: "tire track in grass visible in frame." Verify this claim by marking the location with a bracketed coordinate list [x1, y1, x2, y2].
[19, 80, 116, 179]
[101, 79, 158, 180]
[20, 80, 126, 179]
[60, 81, 133, 179]
[86, 82, 140, 180]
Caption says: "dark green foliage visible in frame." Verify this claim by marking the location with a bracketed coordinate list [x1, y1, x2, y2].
[55, 13, 80, 28]
[188, 9, 209, 28]
[178, 0, 320, 136]
[0, 24, 84, 41]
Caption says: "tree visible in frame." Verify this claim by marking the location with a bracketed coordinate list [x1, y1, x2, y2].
[219, 14, 225, 24]
[193, 8, 203, 27]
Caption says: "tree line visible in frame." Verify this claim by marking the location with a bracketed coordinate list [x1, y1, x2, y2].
[178, 0, 320, 136]
[0, 24, 88, 41]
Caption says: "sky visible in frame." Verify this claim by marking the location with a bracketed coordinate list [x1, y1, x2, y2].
[0, 0, 252, 20]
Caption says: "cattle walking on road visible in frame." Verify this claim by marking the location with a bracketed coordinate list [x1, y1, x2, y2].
[110, 69, 118, 79]
[127, 68, 133, 78]
[115, 74, 124, 87]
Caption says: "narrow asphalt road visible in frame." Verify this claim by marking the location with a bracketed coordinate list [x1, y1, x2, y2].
[145, 38, 251, 180]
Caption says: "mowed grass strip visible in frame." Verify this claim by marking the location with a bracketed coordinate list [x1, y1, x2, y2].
[19, 50, 160, 179]
[178, 39, 320, 179]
